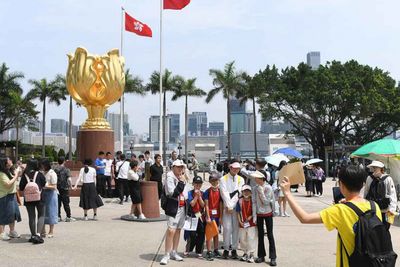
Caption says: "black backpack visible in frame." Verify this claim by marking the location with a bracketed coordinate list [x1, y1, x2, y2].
[55, 166, 70, 190]
[338, 201, 397, 267]
[366, 175, 390, 210]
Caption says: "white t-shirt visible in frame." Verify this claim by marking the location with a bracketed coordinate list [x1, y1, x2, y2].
[127, 170, 139, 181]
[103, 159, 113, 176]
[45, 169, 58, 185]
[116, 161, 130, 179]
[79, 167, 96, 183]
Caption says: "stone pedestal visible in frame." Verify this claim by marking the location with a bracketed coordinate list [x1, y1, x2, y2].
[77, 130, 114, 162]
[140, 181, 161, 219]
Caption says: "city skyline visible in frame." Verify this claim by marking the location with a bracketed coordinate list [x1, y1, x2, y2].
[1, 1, 400, 136]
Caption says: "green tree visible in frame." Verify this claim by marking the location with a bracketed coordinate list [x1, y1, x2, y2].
[28, 78, 67, 157]
[0, 63, 38, 134]
[58, 148, 66, 158]
[125, 69, 145, 96]
[172, 77, 206, 161]
[146, 69, 181, 163]
[206, 61, 247, 159]
[257, 61, 400, 160]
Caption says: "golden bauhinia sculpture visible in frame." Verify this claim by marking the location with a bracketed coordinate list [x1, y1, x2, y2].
[66, 47, 125, 130]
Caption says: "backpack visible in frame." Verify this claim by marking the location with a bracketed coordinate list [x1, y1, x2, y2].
[55, 166, 70, 190]
[24, 172, 41, 202]
[366, 175, 390, 210]
[339, 201, 397, 267]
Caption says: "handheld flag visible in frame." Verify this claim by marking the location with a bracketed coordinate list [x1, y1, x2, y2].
[125, 12, 152, 37]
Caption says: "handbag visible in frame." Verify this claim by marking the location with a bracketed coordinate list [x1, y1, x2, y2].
[96, 195, 104, 207]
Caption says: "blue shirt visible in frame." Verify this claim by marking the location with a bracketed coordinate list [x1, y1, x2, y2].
[95, 158, 105, 175]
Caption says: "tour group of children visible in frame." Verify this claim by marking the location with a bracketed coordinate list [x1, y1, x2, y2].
[160, 159, 277, 266]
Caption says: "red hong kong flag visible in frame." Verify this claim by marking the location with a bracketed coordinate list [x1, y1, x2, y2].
[125, 12, 152, 37]
[164, 0, 190, 10]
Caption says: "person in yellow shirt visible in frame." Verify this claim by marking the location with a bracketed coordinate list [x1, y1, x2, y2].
[280, 165, 382, 267]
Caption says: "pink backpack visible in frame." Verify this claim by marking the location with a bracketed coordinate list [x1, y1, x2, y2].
[24, 172, 41, 202]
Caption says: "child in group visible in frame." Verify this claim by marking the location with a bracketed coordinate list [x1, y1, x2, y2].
[252, 171, 277, 266]
[204, 171, 223, 261]
[236, 184, 257, 263]
[127, 160, 146, 220]
[184, 176, 206, 258]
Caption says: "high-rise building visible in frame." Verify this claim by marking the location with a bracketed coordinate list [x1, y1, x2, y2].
[230, 97, 255, 133]
[230, 97, 246, 113]
[306, 51, 321, 70]
[188, 112, 207, 136]
[51, 119, 67, 134]
[260, 119, 293, 134]
[107, 113, 129, 141]
[149, 115, 170, 143]
[168, 114, 180, 143]
[208, 122, 224, 136]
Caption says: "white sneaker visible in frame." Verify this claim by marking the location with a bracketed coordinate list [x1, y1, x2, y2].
[1, 233, 10, 241]
[93, 215, 97, 221]
[160, 254, 170, 265]
[284, 212, 290, 217]
[65, 217, 76, 222]
[138, 214, 146, 220]
[128, 214, 137, 219]
[84, 216, 88, 221]
[170, 251, 183, 261]
[9, 230, 20, 238]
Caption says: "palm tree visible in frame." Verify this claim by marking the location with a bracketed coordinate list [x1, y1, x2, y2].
[236, 74, 262, 159]
[146, 69, 181, 164]
[125, 69, 145, 96]
[172, 77, 206, 161]
[28, 78, 66, 157]
[206, 61, 246, 159]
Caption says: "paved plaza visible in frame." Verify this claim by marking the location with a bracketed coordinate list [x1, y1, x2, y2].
[1, 179, 399, 267]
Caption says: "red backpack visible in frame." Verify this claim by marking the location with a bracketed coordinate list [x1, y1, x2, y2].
[24, 172, 41, 202]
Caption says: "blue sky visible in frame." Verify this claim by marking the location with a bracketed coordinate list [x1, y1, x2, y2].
[1, 0, 399, 135]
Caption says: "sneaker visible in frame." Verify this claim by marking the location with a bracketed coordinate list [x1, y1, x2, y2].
[213, 249, 222, 258]
[284, 212, 290, 217]
[84, 216, 88, 221]
[1, 232, 10, 241]
[231, 250, 239, 259]
[32, 235, 44, 244]
[247, 255, 255, 263]
[65, 217, 76, 222]
[197, 253, 203, 259]
[128, 214, 137, 219]
[255, 257, 265, 263]
[170, 251, 183, 261]
[160, 254, 170, 265]
[205, 251, 214, 261]
[222, 250, 229, 259]
[58, 216, 62, 222]
[93, 215, 97, 221]
[119, 200, 124, 205]
[9, 230, 20, 238]
[240, 253, 248, 262]
[138, 214, 146, 220]
[270, 259, 277, 266]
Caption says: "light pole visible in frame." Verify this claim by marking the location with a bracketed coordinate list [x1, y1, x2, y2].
[12, 146, 16, 161]
[178, 142, 182, 156]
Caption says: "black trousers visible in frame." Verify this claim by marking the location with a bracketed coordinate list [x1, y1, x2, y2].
[315, 180, 323, 195]
[96, 174, 106, 197]
[26, 202, 46, 236]
[186, 218, 205, 254]
[257, 216, 276, 260]
[58, 189, 71, 218]
[104, 175, 112, 197]
[118, 179, 129, 201]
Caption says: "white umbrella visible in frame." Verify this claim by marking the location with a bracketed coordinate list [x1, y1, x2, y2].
[265, 153, 289, 167]
[305, 158, 323, 166]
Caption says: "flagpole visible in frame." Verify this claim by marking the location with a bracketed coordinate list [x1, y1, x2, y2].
[120, 6, 125, 153]
[159, 0, 164, 160]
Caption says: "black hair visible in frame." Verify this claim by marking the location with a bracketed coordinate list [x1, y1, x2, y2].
[230, 158, 239, 164]
[40, 158, 51, 172]
[154, 154, 161, 160]
[58, 156, 65, 165]
[144, 150, 150, 155]
[130, 160, 139, 169]
[277, 161, 287, 171]
[98, 151, 105, 155]
[131, 153, 137, 158]
[83, 158, 92, 173]
[120, 154, 126, 160]
[255, 158, 267, 168]
[138, 154, 144, 159]
[25, 159, 39, 175]
[338, 165, 367, 192]
[106, 152, 112, 156]
[0, 157, 11, 179]
[116, 151, 122, 155]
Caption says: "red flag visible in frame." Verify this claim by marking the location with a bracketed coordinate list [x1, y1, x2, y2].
[164, 0, 190, 10]
[125, 12, 152, 37]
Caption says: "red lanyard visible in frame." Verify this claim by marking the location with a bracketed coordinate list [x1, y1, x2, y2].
[209, 189, 219, 208]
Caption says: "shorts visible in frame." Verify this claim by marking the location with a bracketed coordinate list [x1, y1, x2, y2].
[167, 206, 185, 229]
